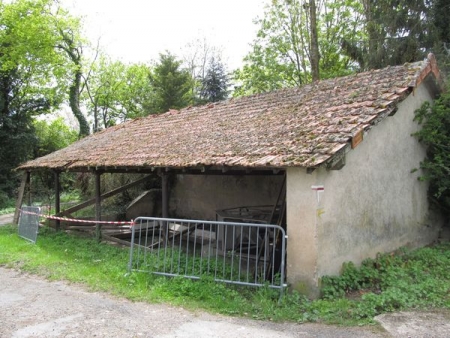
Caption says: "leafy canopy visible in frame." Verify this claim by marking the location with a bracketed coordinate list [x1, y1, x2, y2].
[342, 0, 437, 70]
[198, 56, 229, 103]
[233, 0, 359, 96]
[33, 117, 78, 158]
[0, 0, 73, 197]
[84, 55, 151, 131]
[147, 52, 193, 114]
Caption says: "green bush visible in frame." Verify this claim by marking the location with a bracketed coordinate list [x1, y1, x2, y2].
[413, 91, 450, 215]
[0, 191, 10, 209]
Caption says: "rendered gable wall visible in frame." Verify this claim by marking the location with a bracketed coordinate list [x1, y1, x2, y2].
[286, 82, 442, 297]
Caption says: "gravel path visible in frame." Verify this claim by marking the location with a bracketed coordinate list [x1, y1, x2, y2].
[0, 267, 388, 338]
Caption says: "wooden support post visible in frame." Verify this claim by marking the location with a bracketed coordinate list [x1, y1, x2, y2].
[26, 172, 31, 206]
[161, 173, 169, 245]
[13, 171, 30, 224]
[54, 171, 61, 231]
[95, 171, 102, 241]
[161, 173, 169, 218]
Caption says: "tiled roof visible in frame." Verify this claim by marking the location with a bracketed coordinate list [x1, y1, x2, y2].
[19, 54, 442, 172]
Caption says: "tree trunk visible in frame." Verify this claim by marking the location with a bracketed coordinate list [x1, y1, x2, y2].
[58, 29, 90, 137]
[69, 69, 89, 136]
[309, 0, 320, 82]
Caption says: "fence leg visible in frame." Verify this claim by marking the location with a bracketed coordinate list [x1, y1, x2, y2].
[128, 224, 136, 272]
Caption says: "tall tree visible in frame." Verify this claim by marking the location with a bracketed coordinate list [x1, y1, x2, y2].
[33, 117, 78, 158]
[433, 0, 450, 44]
[199, 56, 229, 103]
[233, 0, 359, 96]
[147, 52, 192, 114]
[182, 38, 230, 104]
[84, 56, 151, 131]
[343, 0, 436, 70]
[0, 67, 50, 198]
[0, 0, 69, 197]
[432, 0, 450, 75]
[182, 37, 214, 104]
[118, 63, 153, 119]
[308, 0, 320, 82]
[84, 56, 125, 131]
[53, 4, 90, 136]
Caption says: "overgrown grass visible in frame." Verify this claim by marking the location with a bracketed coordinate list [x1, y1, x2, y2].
[0, 224, 449, 325]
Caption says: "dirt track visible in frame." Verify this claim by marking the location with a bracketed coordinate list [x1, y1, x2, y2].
[0, 267, 390, 338]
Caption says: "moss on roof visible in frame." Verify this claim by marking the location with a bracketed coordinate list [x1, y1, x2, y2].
[18, 54, 442, 172]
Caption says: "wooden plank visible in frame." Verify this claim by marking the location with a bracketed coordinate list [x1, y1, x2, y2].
[102, 234, 134, 247]
[161, 173, 169, 218]
[13, 172, 29, 224]
[56, 174, 154, 217]
[95, 171, 102, 241]
[351, 130, 364, 149]
[55, 171, 61, 231]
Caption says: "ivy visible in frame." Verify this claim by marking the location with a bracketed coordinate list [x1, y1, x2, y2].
[413, 91, 450, 215]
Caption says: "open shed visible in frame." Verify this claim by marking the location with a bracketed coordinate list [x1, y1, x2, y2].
[17, 54, 444, 297]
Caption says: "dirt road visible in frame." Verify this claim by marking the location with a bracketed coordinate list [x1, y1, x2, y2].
[0, 267, 390, 338]
[0, 213, 13, 226]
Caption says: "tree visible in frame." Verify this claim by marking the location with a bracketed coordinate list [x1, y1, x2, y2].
[146, 52, 192, 114]
[118, 63, 153, 119]
[433, 0, 450, 44]
[431, 0, 450, 76]
[182, 38, 230, 104]
[33, 117, 78, 158]
[31, 116, 78, 202]
[413, 91, 450, 216]
[199, 56, 229, 103]
[0, 0, 69, 198]
[308, 0, 320, 82]
[343, 0, 436, 70]
[0, 0, 91, 138]
[233, 0, 359, 96]
[52, 4, 90, 137]
[84, 56, 151, 131]
[0, 68, 50, 199]
[182, 37, 213, 103]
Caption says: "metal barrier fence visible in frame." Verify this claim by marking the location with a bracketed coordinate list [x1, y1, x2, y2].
[18, 206, 41, 243]
[128, 217, 287, 292]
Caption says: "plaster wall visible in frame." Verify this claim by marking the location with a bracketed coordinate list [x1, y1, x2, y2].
[169, 175, 284, 220]
[286, 83, 442, 296]
[286, 168, 321, 297]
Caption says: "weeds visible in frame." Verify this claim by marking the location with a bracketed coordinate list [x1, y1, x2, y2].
[321, 244, 450, 320]
[0, 224, 449, 325]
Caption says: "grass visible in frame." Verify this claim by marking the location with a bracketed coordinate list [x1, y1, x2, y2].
[0, 223, 449, 325]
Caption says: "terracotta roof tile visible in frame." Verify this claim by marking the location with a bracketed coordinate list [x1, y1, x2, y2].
[18, 55, 442, 172]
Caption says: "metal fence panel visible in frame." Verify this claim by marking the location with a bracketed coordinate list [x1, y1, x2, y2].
[18, 206, 41, 243]
[128, 217, 286, 293]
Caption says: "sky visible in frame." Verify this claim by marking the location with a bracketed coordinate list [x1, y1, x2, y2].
[63, 0, 267, 70]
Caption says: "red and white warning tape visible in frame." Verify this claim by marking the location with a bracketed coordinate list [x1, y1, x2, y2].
[20, 209, 134, 226]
